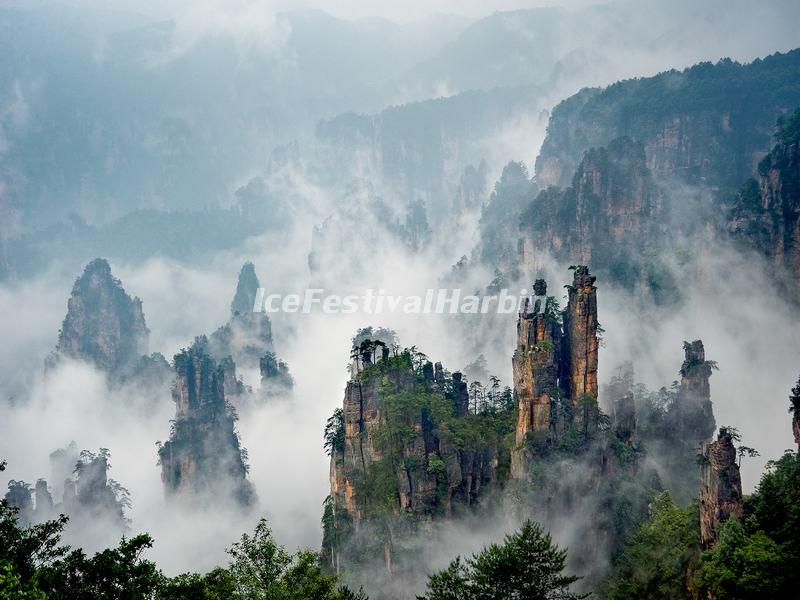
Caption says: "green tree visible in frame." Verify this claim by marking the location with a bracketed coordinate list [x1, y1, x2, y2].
[37, 534, 162, 599]
[158, 567, 237, 599]
[227, 518, 363, 600]
[696, 519, 786, 599]
[227, 519, 292, 598]
[420, 519, 584, 599]
[0, 560, 45, 600]
[789, 375, 800, 427]
[324, 408, 346, 456]
[604, 492, 699, 600]
[0, 461, 66, 598]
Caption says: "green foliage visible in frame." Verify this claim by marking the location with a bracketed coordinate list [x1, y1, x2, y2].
[0, 560, 45, 600]
[420, 519, 585, 600]
[426, 455, 446, 477]
[323, 409, 345, 456]
[157, 568, 237, 599]
[421, 557, 469, 600]
[604, 492, 700, 600]
[223, 517, 363, 600]
[543, 296, 561, 325]
[745, 451, 800, 564]
[0, 473, 68, 588]
[38, 534, 162, 599]
[608, 450, 800, 599]
[259, 353, 293, 388]
[2, 457, 360, 599]
[696, 519, 786, 599]
[351, 327, 398, 352]
[347, 346, 517, 525]
[542, 51, 800, 194]
[360, 460, 400, 516]
[1, 468, 162, 600]
[789, 375, 800, 414]
[227, 519, 292, 598]
[321, 497, 353, 566]
[718, 426, 741, 443]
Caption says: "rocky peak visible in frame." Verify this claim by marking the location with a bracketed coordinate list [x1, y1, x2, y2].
[677, 340, 716, 442]
[325, 341, 503, 574]
[451, 371, 469, 417]
[11, 446, 130, 541]
[511, 266, 600, 479]
[231, 261, 260, 316]
[259, 352, 294, 398]
[563, 266, 599, 408]
[519, 138, 665, 298]
[70, 450, 128, 532]
[535, 51, 800, 194]
[53, 258, 149, 374]
[4, 480, 33, 526]
[727, 109, 800, 300]
[699, 428, 743, 548]
[33, 479, 54, 522]
[171, 342, 227, 419]
[158, 343, 256, 507]
[511, 292, 562, 478]
[206, 263, 294, 401]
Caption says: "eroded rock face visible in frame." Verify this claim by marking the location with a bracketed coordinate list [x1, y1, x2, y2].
[53, 258, 148, 373]
[519, 138, 679, 304]
[230, 262, 260, 315]
[13, 447, 130, 544]
[511, 267, 600, 478]
[677, 340, 716, 442]
[207, 262, 293, 400]
[699, 429, 743, 548]
[511, 292, 562, 478]
[535, 51, 800, 194]
[325, 350, 501, 574]
[521, 138, 663, 275]
[259, 352, 294, 399]
[330, 362, 497, 527]
[33, 479, 54, 522]
[727, 111, 800, 300]
[564, 266, 599, 408]
[158, 344, 255, 507]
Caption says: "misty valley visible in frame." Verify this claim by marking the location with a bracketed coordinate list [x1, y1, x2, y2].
[1, 1, 800, 599]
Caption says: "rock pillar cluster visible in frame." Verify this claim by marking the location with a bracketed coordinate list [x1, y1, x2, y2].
[511, 267, 599, 478]
[325, 347, 501, 573]
[158, 343, 255, 507]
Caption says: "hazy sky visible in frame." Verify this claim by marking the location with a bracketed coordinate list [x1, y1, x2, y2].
[21, 0, 604, 22]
